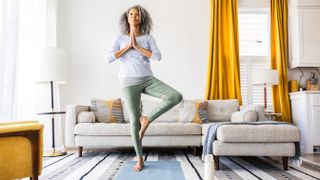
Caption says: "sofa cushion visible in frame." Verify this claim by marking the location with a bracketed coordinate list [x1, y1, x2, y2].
[207, 99, 239, 122]
[74, 122, 201, 136]
[179, 100, 196, 123]
[231, 110, 258, 122]
[216, 124, 300, 142]
[201, 123, 300, 144]
[90, 98, 124, 123]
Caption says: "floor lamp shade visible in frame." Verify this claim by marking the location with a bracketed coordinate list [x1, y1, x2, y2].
[251, 69, 279, 109]
[37, 47, 67, 84]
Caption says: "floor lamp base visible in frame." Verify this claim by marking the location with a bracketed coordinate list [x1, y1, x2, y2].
[44, 148, 67, 157]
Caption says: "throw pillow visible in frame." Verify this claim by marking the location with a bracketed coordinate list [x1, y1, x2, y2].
[77, 111, 95, 123]
[207, 99, 239, 122]
[192, 101, 209, 124]
[179, 100, 208, 124]
[240, 104, 266, 121]
[231, 110, 258, 122]
[90, 98, 125, 123]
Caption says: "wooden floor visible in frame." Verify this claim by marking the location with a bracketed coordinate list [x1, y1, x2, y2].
[302, 153, 320, 163]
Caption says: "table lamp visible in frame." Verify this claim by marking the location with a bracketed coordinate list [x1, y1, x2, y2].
[37, 47, 67, 156]
[251, 69, 279, 111]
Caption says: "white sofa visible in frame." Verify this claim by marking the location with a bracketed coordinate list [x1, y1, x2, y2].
[66, 99, 204, 157]
[65, 99, 300, 170]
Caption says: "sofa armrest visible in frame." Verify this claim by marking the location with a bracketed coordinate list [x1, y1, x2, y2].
[240, 104, 265, 121]
[65, 105, 90, 147]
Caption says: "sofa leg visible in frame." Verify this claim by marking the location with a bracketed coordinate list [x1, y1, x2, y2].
[78, 146, 83, 157]
[192, 147, 197, 156]
[282, 156, 288, 170]
[192, 146, 202, 156]
[214, 155, 220, 170]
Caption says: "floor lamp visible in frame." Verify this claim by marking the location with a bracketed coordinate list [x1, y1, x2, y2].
[37, 47, 67, 156]
[251, 69, 279, 111]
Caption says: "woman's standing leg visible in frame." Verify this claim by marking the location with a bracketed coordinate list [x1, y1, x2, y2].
[139, 77, 183, 139]
[121, 85, 144, 171]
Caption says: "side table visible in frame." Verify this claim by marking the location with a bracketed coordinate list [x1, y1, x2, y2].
[37, 111, 67, 157]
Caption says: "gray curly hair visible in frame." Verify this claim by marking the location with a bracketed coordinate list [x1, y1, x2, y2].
[119, 5, 153, 35]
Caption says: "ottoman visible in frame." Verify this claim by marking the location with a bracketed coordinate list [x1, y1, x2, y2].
[202, 123, 301, 170]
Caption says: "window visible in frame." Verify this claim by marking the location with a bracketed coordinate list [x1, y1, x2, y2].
[238, 10, 273, 109]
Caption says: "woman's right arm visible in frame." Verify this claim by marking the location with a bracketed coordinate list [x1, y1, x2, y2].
[106, 36, 131, 63]
[114, 45, 131, 59]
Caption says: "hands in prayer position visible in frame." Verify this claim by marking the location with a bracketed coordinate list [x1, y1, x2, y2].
[130, 32, 138, 49]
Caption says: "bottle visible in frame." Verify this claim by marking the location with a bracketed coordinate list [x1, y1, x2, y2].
[204, 154, 215, 180]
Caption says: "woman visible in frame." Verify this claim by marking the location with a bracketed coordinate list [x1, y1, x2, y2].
[106, 5, 183, 171]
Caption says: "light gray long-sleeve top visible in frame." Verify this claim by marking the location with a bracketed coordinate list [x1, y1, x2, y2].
[107, 34, 162, 79]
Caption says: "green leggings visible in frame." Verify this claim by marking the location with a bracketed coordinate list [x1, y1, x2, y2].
[121, 77, 183, 157]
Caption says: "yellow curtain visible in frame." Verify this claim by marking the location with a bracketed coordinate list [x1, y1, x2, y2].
[205, 0, 242, 104]
[270, 0, 292, 122]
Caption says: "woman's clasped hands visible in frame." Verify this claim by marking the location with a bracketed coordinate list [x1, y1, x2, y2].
[129, 32, 138, 49]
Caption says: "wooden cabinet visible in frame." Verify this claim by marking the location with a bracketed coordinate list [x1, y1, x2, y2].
[290, 91, 320, 153]
[288, 0, 320, 68]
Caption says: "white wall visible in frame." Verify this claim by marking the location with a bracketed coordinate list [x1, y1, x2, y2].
[57, 0, 318, 109]
[57, 0, 210, 107]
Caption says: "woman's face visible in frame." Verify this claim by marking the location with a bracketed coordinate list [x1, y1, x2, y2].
[128, 8, 141, 26]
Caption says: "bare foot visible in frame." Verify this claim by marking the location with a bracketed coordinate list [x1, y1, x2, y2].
[133, 157, 144, 171]
[139, 116, 150, 140]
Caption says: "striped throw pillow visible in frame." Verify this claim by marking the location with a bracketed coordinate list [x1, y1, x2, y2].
[90, 98, 125, 123]
[192, 101, 209, 124]
[179, 100, 209, 124]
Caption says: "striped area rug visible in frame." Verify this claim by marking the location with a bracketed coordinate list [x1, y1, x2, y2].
[22, 150, 320, 180]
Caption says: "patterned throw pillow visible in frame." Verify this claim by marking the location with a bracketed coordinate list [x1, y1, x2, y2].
[192, 101, 209, 124]
[90, 98, 125, 123]
[179, 100, 209, 124]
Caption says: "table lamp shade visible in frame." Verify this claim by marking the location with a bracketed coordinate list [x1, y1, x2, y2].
[251, 69, 279, 110]
[251, 69, 279, 85]
[37, 47, 67, 84]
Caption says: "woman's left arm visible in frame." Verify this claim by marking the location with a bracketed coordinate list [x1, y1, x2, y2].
[133, 35, 161, 61]
[134, 46, 152, 58]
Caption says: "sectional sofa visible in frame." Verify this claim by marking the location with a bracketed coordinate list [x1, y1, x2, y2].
[65, 99, 300, 170]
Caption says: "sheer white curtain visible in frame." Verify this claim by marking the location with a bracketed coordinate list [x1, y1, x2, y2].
[0, 0, 63, 151]
[0, 0, 45, 121]
[0, 0, 54, 121]
[14, 0, 48, 120]
[0, 0, 19, 121]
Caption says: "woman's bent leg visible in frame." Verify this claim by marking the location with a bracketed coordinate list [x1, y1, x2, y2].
[143, 78, 183, 123]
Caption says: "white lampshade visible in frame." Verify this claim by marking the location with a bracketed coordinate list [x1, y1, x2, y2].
[37, 47, 67, 84]
[251, 69, 279, 85]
